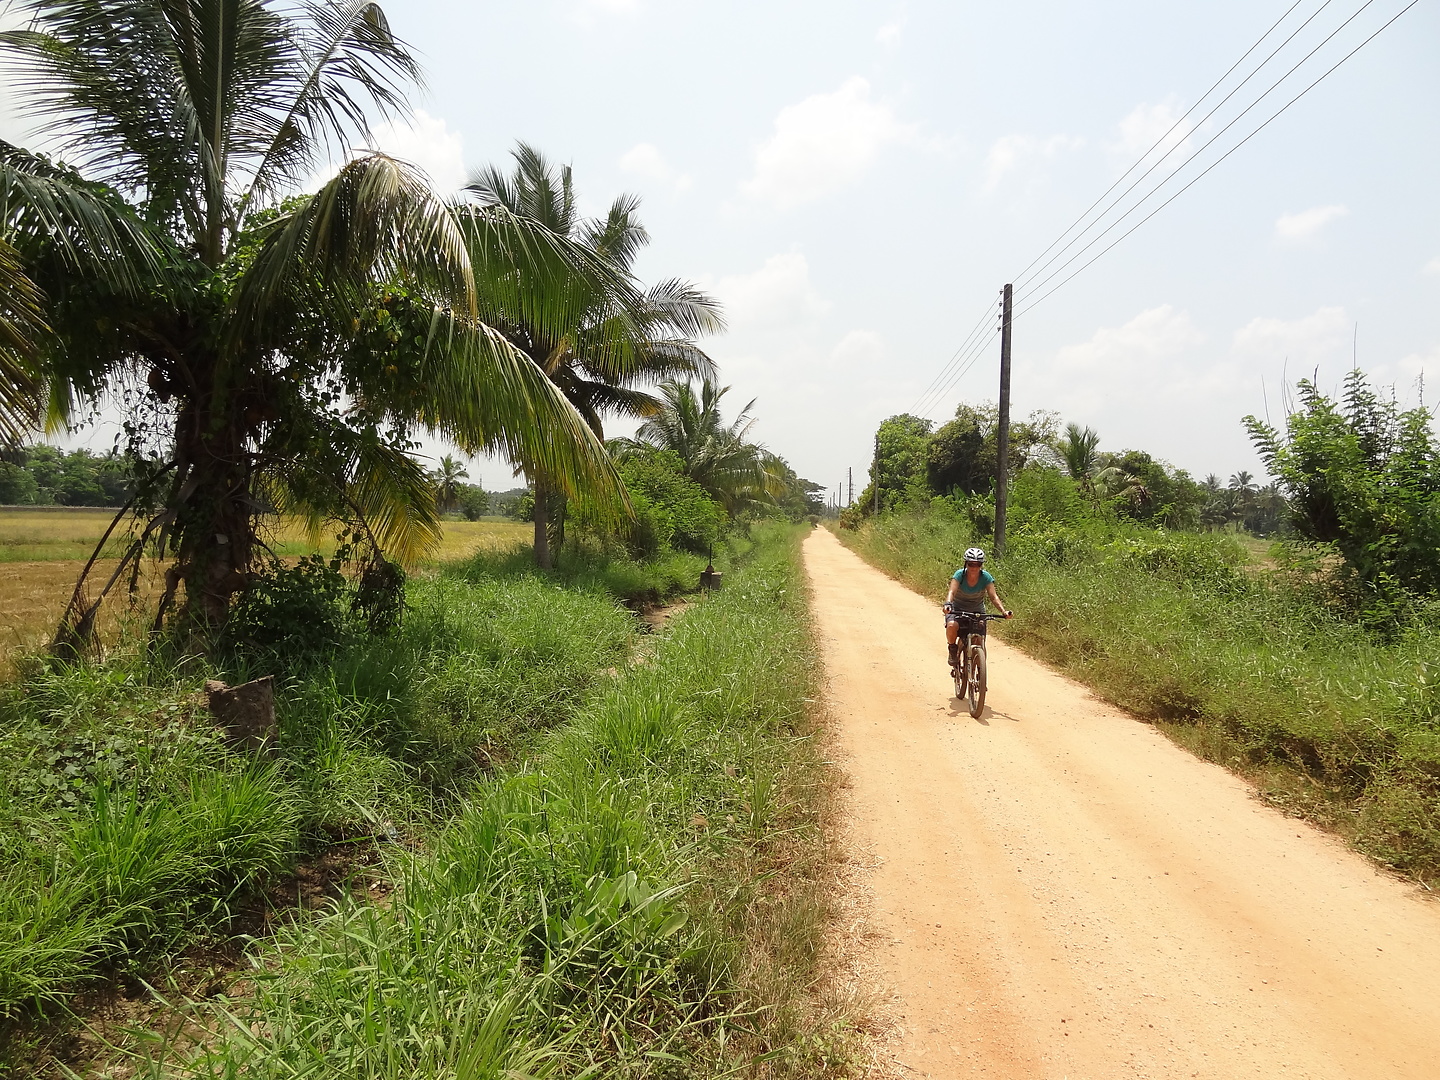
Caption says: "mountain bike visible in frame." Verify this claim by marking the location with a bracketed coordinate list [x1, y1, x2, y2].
[949, 611, 1009, 718]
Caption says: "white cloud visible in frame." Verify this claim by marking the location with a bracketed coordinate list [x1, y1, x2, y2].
[829, 329, 889, 371]
[369, 109, 467, 195]
[1025, 306, 1268, 469]
[876, 20, 904, 46]
[577, 0, 640, 13]
[1394, 344, 1439, 385]
[1232, 306, 1350, 366]
[981, 133, 1083, 194]
[1051, 304, 1205, 387]
[705, 251, 831, 332]
[741, 77, 916, 209]
[1112, 99, 1194, 168]
[1274, 204, 1348, 242]
[1423, 257, 1440, 276]
[618, 142, 692, 192]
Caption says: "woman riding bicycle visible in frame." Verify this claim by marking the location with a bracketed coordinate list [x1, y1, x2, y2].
[945, 547, 1012, 668]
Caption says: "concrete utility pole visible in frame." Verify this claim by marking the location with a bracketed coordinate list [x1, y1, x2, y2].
[847, 467, 853, 507]
[994, 283, 1014, 556]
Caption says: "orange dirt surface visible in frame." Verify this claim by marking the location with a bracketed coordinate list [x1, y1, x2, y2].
[806, 527, 1440, 1079]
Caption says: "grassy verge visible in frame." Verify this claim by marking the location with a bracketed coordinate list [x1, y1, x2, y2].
[0, 569, 634, 1073]
[124, 522, 851, 1078]
[2, 525, 852, 1077]
[448, 537, 735, 609]
[835, 510, 1440, 887]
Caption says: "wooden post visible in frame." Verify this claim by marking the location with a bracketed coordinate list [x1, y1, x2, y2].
[995, 283, 1013, 555]
[873, 432, 881, 516]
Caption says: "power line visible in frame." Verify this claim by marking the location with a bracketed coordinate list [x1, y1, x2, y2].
[912, 293, 1003, 417]
[1014, 0, 1389, 308]
[1008, 0, 1315, 293]
[1012, 0, 1417, 323]
[911, 296, 1002, 417]
[911, 0, 1322, 419]
[906, 0, 1415, 422]
[915, 317, 1000, 418]
[908, 301, 998, 416]
[1013, 0, 1354, 297]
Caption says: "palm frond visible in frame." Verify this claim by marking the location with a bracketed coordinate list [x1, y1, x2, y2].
[233, 152, 475, 335]
[580, 192, 647, 270]
[398, 308, 629, 525]
[2, 0, 425, 251]
[457, 202, 640, 359]
[0, 238, 46, 438]
[641, 277, 725, 337]
[0, 3, 199, 228]
[260, 422, 441, 564]
[345, 433, 442, 563]
[244, 0, 422, 220]
[0, 140, 175, 291]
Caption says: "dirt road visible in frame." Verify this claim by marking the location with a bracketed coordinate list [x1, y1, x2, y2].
[806, 528, 1440, 1079]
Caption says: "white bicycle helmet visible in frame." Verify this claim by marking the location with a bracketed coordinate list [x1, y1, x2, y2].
[963, 546, 986, 564]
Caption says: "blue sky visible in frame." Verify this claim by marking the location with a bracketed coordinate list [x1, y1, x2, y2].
[6, 0, 1438, 497]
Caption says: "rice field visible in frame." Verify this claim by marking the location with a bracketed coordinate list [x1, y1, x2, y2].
[0, 509, 530, 669]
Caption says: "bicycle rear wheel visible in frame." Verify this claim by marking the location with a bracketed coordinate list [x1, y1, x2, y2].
[967, 645, 987, 718]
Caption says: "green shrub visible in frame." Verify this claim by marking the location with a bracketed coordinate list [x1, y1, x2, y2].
[449, 539, 710, 608]
[219, 554, 355, 671]
[571, 450, 726, 559]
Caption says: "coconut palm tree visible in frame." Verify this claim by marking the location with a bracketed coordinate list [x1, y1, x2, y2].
[464, 144, 722, 565]
[0, 0, 622, 637]
[617, 378, 781, 514]
[1058, 423, 1102, 487]
[1093, 464, 1151, 511]
[432, 454, 467, 513]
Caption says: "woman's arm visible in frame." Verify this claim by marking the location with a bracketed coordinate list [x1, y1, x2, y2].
[946, 577, 960, 603]
[986, 582, 1011, 616]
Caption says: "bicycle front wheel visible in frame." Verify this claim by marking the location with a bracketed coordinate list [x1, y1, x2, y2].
[968, 645, 987, 718]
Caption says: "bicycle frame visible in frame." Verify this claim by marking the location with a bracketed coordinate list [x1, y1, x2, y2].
[947, 611, 1007, 716]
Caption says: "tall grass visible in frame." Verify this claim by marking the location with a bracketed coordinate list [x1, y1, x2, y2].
[838, 509, 1440, 885]
[137, 524, 853, 1078]
[0, 765, 298, 1019]
[446, 536, 737, 609]
[0, 525, 849, 1076]
[0, 572, 635, 1026]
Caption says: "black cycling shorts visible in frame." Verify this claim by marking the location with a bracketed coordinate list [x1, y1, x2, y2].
[945, 608, 988, 635]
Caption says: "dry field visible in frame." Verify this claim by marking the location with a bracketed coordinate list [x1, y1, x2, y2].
[0, 509, 530, 670]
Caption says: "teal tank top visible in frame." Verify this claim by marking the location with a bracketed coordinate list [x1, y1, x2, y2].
[951, 567, 993, 612]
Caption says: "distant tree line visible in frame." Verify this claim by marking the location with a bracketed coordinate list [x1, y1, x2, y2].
[0, 445, 134, 506]
[853, 403, 1287, 536]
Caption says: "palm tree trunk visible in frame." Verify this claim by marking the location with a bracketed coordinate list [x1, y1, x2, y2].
[171, 394, 254, 631]
[551, 493, 566, 553]
[532, 475, 552, 569]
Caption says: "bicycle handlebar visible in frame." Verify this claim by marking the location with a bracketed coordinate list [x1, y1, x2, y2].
[943, 607, 1013, 619]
